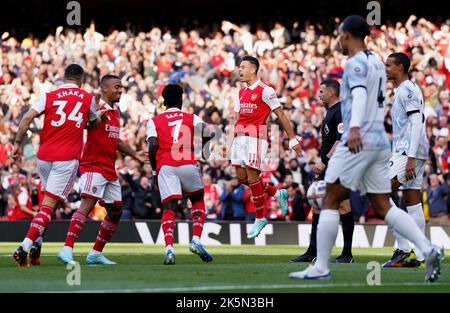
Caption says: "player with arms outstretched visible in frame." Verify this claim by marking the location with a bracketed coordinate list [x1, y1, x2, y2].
[289, 15, 444, 282]
[147, 84, 214, 265]
[12, 64, 103, 267]
[233, 56, 301, 239]
[383, 52, 429, 268]
[57, 75, 147, 265]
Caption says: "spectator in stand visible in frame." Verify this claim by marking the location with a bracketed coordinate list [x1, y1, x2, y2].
[219, 178, 246, 221]
[427, 173, 450, 225]
[288, 182, 306, 221]
[203, 173, 223, 220]
[8, 180, 36, 221]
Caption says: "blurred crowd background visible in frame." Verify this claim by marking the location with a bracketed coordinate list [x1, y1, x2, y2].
[1, 13, 450, 224]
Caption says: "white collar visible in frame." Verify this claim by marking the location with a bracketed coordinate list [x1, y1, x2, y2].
[166, 107, 181, 112]
[100, 99, 114, 110]
[60, 83, 79, 89]
[246, 79, 261, 90]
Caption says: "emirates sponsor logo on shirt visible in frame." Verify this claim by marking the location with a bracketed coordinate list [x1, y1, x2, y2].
[240, 102, 258, 114]
[105, 124, 120, 139]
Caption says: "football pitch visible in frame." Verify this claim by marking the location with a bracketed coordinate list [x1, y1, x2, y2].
[0, 243, 449, 293]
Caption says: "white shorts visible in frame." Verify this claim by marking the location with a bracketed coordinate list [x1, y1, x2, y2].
[389, 154, 426, 190]
[325, 145, 391, 195]
[158, 164, 203, 204]
[230, 135, 268, 171]
[79, 172, 122, 204]
[37, 158, 79, 202]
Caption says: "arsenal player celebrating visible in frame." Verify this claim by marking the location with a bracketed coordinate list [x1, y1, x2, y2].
[12, 64, 101, 267]
[58, 75, 146, 265]
[232, 56, 302, 239]
[147, 84, 214, 265]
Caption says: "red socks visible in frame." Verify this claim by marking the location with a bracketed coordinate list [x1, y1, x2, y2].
[249, 179, 265, 219]
[25, 205, 53, 242]
[191, 200, 206, 238]
[161, 210, 176, 247]
[92, 218, 118, 252]
[64, 211, 87, 248]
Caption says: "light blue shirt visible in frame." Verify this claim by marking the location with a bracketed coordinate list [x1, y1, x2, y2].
[340, 50, 390, 151]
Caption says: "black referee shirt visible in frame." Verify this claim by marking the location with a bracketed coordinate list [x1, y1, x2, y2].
[320, 102, 343, 165]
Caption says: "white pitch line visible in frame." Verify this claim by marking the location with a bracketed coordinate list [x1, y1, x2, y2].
[44, 282, 450, 293]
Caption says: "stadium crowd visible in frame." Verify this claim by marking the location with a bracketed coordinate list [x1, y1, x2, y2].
[1, 15, 450, 224]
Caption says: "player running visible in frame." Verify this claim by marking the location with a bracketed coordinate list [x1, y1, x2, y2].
[233, 56, 301, 239]
[383, 52, 429, 268]
[291, 79, 355, 264]
[57, 75, 146, 265]
[147, 84, 214, 265]
[289, 15, 444, 282]
[12, 64, 103, 267]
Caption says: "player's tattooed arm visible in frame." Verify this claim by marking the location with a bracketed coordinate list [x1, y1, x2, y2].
[272, 107, 302, 156]
[12, 108, 39, 160]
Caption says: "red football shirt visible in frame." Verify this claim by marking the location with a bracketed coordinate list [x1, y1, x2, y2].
[32, 83, 98, 162]
[146, 108, 204, 172]
[80, 101, 120, 181]
[11, 187, 34, 221]
[234, 80, 281, 139]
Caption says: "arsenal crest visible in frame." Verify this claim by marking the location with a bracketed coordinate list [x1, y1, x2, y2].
[92, 186, 98, 193]
[251, 93, 258, 101]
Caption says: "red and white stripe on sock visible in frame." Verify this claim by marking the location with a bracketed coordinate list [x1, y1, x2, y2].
[64, 211, 88, 248]
[92, 218, 118, 253]
[161, 210, 176, 247]
[191, 200, 206, 238]
[25, 205, 53, 243]
[249, 179, 266, 219]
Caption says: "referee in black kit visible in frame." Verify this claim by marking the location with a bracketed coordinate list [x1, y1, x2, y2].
[291, 79, 355, 263]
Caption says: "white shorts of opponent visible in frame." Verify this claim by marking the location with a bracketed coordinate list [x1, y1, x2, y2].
[325, 144, 392, 195]
[388, 154, 426, 190]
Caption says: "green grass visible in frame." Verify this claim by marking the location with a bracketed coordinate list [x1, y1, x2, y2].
[0, 243, 449, 293]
